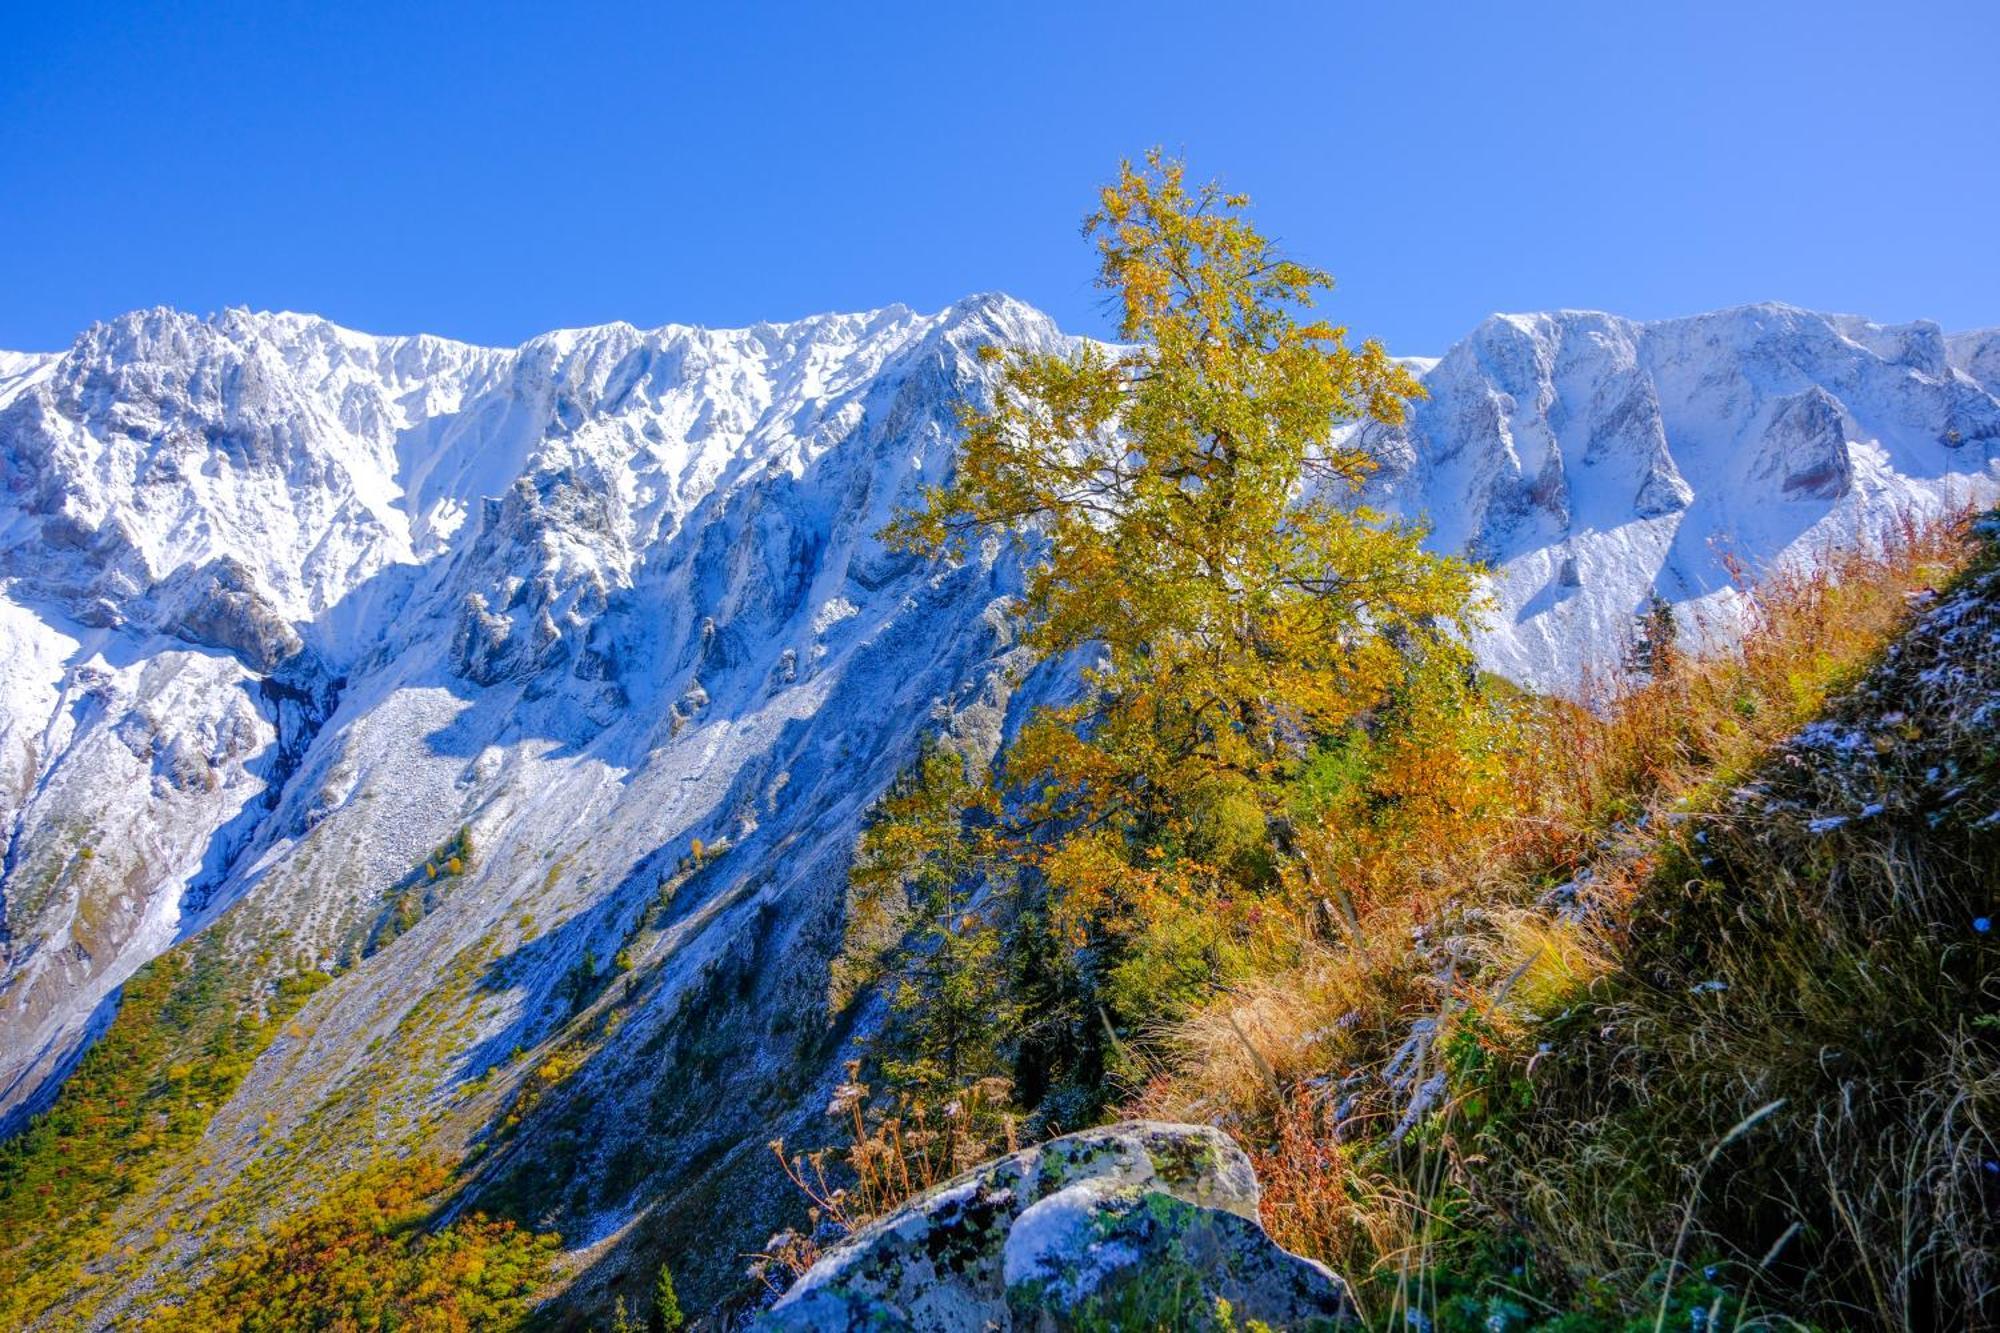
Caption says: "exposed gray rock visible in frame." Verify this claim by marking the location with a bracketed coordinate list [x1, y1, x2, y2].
[1754, 387, 1853, 500]
[761, 1121, 1354, 1331]
[151, 555, 306, 672]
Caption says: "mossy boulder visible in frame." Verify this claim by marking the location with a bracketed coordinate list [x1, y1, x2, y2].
[760, 1121, 1352, 1331]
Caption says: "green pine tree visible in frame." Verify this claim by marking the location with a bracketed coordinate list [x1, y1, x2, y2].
[652, 1260, 684, 1332]
[837, 743, 1013, 1097]
[1629, 590, 1680, 679]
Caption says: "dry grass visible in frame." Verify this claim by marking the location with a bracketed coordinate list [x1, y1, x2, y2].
[1134, 507, 1998, 1329]
[756, 1067, 1018, 1291]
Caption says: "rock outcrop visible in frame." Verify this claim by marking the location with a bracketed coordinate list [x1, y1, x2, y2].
[761, 1121, 1353, 1331]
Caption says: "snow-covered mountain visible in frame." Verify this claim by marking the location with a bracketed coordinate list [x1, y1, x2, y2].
[0, 296, 1059, 1132]
[0, 297, 1995, 1314]
[1360, 305, 2000, 683]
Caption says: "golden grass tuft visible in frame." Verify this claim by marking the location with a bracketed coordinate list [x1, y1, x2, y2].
[1133, 505, 1998, 1329]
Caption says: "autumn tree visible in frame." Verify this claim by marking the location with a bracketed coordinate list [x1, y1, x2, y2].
[858, 151, 1482, 1120]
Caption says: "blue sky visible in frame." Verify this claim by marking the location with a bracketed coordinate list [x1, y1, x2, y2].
[2, 1, 1995, 355]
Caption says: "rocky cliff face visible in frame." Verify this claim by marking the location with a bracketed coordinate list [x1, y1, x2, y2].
[0, 296, 1058, 1138]
[1360, 304, 2000, 686]
[0, 297, 1994, 1319]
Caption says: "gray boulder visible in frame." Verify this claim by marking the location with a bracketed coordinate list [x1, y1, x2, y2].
[760, 1121, 1354, 1331]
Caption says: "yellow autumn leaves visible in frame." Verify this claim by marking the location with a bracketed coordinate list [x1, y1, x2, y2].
[855, 151, 1485, 1112]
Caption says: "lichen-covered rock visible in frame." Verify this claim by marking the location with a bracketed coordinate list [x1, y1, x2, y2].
[759, 1121, 1353, 1331]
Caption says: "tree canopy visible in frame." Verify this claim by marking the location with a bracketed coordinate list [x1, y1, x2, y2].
[852, 151, 1484, 1119]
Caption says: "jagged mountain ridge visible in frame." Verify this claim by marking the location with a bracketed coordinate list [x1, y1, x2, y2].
[0, 295, 1058, 1129]
[0, 297, 1995, 1319]
[1359, 304, 2000, 682]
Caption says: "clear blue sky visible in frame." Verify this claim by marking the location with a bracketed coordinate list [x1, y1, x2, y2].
[2, 1, 1995, 355]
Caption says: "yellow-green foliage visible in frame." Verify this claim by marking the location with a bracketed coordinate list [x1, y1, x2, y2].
[498, 1045, 588, 1135]
[0, 933, 328, 1327]
[154, 1156, 556, 1332]
[367, 828, 477, 959]
[837, 744, 1014, 1096]
[653, 1259, 685, 1331]
[869, 152, 1485, 1119]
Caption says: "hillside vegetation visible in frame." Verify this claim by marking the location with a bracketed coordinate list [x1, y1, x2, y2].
[0, 849, 557, 1331]
[791, 154, 1999, 1331]
[1132, 511, 1999, 1329]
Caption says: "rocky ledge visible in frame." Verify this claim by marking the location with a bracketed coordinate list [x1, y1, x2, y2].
[759, 1120, 1354, 1331]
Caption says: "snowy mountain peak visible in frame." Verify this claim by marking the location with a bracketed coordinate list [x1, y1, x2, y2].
[0, 299, 1072, 663]
[1359, 302, 2000, 685]
[0, 295, 1083, 1132]
[1947, 325, 2000, 394]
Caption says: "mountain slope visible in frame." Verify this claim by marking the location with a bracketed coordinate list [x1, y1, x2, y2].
[0, 297, 1995, 1322]
[0, 297, 1053, 1133]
